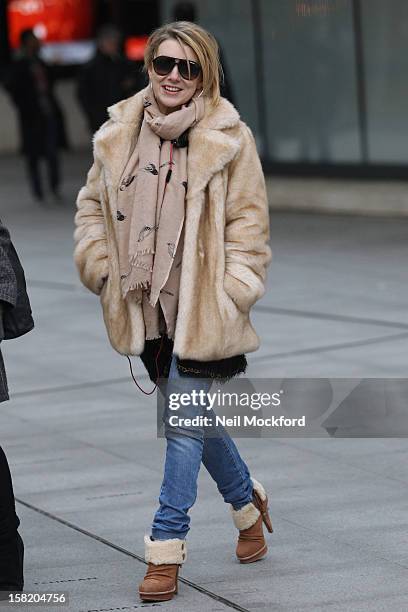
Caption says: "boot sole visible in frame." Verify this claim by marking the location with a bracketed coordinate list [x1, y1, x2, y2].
[238, 543, 268, 563]
[139, 585, 177, 601]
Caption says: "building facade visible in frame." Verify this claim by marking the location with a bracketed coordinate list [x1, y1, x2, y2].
[1, 0, 407, 177]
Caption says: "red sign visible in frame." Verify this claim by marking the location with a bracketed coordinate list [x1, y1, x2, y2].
[125, 36, 148, 62]
[8, 0, 94, 48]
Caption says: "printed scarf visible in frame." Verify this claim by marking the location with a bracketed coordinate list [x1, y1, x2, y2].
[117, 89, 205, 339]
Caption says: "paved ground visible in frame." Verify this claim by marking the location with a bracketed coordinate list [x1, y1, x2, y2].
[1, 152, 408, 611]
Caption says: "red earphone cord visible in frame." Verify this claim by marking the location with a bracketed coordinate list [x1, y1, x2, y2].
[126, 143, 174, 395]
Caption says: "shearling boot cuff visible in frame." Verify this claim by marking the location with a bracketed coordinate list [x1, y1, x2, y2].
[251, 477, 267, 501]
[230, 477, 267, 531]
[230, 501, 260, 530]
[144, 535, 187, 565]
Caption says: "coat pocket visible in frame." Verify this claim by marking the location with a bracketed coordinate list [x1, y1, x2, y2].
[223, 269, 264, 314]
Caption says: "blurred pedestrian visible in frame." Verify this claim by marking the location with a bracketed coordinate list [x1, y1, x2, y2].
[74, 21, 272, 603]
[173, 1, 236, 105]
[76, 25, 145, 134]
[4, 30, 66, 204]
[0, 219, 34, 599]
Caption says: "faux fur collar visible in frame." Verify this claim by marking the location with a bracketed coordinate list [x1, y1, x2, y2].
[94, 86, 243, 197]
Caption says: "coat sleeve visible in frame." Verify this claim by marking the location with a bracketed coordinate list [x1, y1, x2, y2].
[223, 123, 272, 313]
[74, 154, 109, 295]
[0, 221, 17, 308]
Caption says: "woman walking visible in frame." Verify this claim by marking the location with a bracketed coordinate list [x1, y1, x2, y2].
[74, 21, 272, 602]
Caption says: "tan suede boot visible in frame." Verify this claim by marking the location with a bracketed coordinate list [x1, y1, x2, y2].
[230, 478, 273, 563]
[138, 536, 186, 602]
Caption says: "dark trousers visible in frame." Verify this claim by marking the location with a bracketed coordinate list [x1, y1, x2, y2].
[0, 446, 19, 542]
[25, 116, 60, 200]
[0, 446, 23, 591]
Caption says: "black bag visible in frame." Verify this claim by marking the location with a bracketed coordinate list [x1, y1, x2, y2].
[2, 242, 34, 340]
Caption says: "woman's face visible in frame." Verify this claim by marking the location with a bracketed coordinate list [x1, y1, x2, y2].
[148, 38, 203, 114]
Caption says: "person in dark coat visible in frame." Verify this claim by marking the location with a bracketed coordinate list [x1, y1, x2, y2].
[76, 25, 145, 134]
[173, 1, 236, 106]
[4, 30, 66, 203]
[0, 221, 24, 598]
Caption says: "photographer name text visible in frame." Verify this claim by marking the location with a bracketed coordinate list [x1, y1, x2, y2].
[166, 414, 306, 427]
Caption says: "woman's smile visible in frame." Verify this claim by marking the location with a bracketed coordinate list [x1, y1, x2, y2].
[162, 84, 183, 95]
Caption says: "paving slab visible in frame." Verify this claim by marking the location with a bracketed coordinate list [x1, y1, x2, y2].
[2, 504, 229, 612]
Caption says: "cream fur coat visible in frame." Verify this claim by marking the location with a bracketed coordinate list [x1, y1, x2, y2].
[74, 86, 272, 361]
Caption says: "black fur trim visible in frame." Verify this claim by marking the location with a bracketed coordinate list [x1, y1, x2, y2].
[176, 354, 247, 384]
[139, 334, 247, 385]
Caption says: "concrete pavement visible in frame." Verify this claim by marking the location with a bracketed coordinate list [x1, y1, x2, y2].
[1, 151, 408, 611]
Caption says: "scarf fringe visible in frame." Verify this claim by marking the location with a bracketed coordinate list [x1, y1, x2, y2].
[130, 249, 154, 263]
[128, 279, 150, 291]
[121, 276, 150, 300]
[129, 260, 153, 273]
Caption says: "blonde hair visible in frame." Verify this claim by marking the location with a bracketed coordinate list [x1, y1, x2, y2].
[144, 21, 223, 107]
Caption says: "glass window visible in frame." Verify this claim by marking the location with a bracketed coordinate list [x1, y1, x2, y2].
[362, 0, 408, 162]
[260, 0, 360, 162]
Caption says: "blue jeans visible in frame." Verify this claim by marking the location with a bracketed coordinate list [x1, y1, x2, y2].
[151, 353, 254, 541]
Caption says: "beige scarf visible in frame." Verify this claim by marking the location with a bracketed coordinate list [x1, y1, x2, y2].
[117, 89, 205, 339]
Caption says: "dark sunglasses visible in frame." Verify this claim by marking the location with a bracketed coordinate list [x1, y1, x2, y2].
[152, 55, 201, 80]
